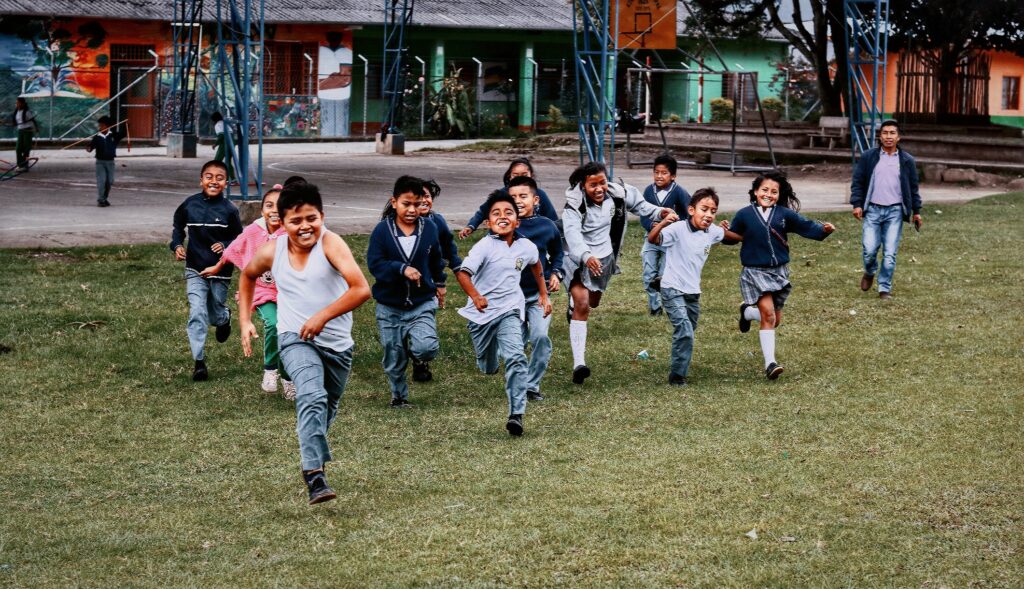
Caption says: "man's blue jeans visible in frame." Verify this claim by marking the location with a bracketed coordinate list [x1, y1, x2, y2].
[862, 204, 904, 293]
[185, 273, 230, 361]
[375, 299, 439, 402]
[279, 332, 353, 471]
[661, 287, 701, 378]
[641, 239, 666, 312]
[522, 294, 552, 394]
[467, 309, 529, 416]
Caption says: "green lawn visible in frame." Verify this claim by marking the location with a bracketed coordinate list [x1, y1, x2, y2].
[1, 194, 1022, 587]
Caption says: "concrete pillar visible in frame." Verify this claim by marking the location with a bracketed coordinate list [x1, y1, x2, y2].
[518, 43, 535, 132]
[430, 39, 445, 93]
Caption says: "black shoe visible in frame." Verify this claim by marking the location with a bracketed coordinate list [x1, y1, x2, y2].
[506, 414, 524, 437]
[571, 364, 591, 385]
[411, 359, 433, 382]
[192, 360, 208, 381]
[739, 303, 752, 333]
[526, 390, 544, 401]
[649, 276, 662, 291]
[566, 304, 574, 325]
[879, 291, 893, 301]
[668, 373, 687, 386]
[97, 200, 110, 207]
[389, 398, 415, 409]
[215, 312, 231, 343]
[765, 362, 784, 380]
[649, 307, 663, 316]
[303, 470, 337, 505]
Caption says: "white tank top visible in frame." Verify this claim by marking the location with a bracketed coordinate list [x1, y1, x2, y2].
[272, 231, 354, 352]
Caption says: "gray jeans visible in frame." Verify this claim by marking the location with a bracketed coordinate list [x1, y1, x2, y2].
[661, 287, 701, 378]
[467, 309, 529, 416]
[185, 273, 230, 360]
[375, 299, 439, 402]
[95, 160, 115, 203]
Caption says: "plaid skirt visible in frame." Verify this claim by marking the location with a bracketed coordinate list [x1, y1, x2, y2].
[739, 265, 792, 308]
[563, 253, 617, 292]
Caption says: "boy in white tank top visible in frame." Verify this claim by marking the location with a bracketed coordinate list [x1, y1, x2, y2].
[237, 182, 371, 505]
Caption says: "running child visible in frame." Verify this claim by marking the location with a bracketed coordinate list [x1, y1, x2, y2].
[86, 115, 125, 207]
[210, 112, 235, 183]
[455, 191, 551, 436]
[458, 157, 558, 238]
[238, 181, 371, 505]
[562, 162, 672, 385]
[200, 187, 295, 399]
[647, 188, 742, 386]
[507, 175, 564, 401]
[640, 155, 692, 316]
[170, 160, 244, 381]
[728, 171, 835, 380]
[368, 176, 446, 408]
[417, 178, 462, 301]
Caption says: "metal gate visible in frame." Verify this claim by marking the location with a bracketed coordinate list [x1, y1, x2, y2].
[116, 67, 160, 139]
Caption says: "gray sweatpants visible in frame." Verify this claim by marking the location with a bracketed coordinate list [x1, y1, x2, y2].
[96, 160, 115, 203]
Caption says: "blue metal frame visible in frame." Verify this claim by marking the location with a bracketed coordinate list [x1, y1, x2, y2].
[168, 0, 204, 135]
[381, 0, 414, 136]
[573, 0, 619, 175]
[214, 0, 264, 200]
[844, 0, 890, 159]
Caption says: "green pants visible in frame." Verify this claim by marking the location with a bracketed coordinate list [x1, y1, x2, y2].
[15, 128, 33, 167]
[256, 302, 289, 380]
[213, 134, 235, 180]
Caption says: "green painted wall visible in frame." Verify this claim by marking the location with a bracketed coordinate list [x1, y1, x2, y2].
[991, 115, 1024, 129]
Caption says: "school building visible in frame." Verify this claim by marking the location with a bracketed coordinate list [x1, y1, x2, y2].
[0, 2, 789, 141]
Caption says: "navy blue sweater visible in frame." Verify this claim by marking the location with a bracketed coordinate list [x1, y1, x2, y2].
[466, 186, 559, 229]
[515, 215, 564, 298]
[89, 131, 123, 161]
[368, 217, 445, 309]
[640, 182, 691, 232]
[729, 204, 830, 268]
[423, 211, 462, 277]
[169, 192, 244, 278]
[850, 147, 922, 222]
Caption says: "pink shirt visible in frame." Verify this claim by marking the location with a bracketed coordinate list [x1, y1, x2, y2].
[222, 221, 285, 309]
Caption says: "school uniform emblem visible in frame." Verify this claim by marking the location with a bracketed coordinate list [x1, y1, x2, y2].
[515, 258, 524, 271]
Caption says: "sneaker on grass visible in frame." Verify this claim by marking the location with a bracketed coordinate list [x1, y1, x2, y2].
[302, 470, 337, 505]
[261, 369, 279, 393]
[282, 380, 297, 401]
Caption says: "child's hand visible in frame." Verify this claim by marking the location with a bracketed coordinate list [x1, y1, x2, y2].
[198, 264, 219, 277]
[822, 222, 836, 234]
[662, 212, 680, 224]
[403, 266, 422, 285]
[174, 246, 186, 261]
[547, 274, 561, 293]
[585, 256, 603, 277]
[719, 219, 731, 229]
[539, 296, 552, 318]
[240, 321, 259, 357]
[211, 242, 224, 254]
[436, 286, 446, 308]
[458, 227, 473, 239]
[472, 295, 488, 312]
[299, 311, 329, 341]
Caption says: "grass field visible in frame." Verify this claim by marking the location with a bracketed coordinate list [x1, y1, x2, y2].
[1, 193, 1022, 587]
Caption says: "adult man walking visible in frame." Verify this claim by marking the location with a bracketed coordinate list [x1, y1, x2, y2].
[850, 119, 923, 300]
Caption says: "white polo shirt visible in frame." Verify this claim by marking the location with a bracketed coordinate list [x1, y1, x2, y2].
[659, 221, 725, 294]
[458, 233, 539, 325]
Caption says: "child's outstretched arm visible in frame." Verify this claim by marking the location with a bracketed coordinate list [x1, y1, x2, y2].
[786, 209, 835, 241]
[305, 232, 371, 340]
[455, 270, 487, 312]
[647, 212, 680, 245]
[529, 261, 552, 317]
[238, 241, 275, 357]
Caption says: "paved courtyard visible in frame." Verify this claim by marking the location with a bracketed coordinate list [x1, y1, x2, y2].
[0, 140, 998, 248]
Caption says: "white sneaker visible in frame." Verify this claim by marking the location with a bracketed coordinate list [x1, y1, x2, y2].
[282, 380, 297, 401]
[261, 369, 279, 393]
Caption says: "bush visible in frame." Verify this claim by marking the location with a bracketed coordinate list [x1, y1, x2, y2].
[761, 96, 784, 114]
[666, 113, 682, 123]
[710, 98, 734, 123]
[546, 105, 574, 132]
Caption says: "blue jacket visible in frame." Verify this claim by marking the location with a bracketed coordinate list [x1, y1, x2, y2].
[640, 182, 691, 232]
[368, 217, 445, 309]
[90, 131, 123, 161]
[850, 147, 922, 222]
[423, 211, 462, 278]
[169, 192, 244, 278]
[515, 215, 564, 298]
[730, 204, 830, 268]
[466, 186, 559, 230]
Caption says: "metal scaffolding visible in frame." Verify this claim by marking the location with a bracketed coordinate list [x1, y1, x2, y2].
[843, 0, 890, 159]
[573, 0, 618, 174]
[168, 0, 204, 135]
[214, 0, 264, 199]
[381, 0, 414, 137]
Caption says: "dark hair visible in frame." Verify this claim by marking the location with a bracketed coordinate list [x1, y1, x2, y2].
[97, 115, 112, 126]
[201, 159, 228, 176]
[211, 111, 223, 123]
[421, 178, 441, 200]
[653, 154, 678, 176]
[382, 175, 425, 219]
[15, 97, 28, 112]
[689, 187, 719, 207]
[879, 118, 899, 133]
[261, 188, 281, 206]
[278, 182, 323, 214]
[502, 157, 537, 187]
[569, 162, 608, 189]
[283, 175, 306, 187]
[483, 189, 519, 218]
[507, 175, 538, 193]
[748, 171, 800, 211]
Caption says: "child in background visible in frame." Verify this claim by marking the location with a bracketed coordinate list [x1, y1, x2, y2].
[11, 97, 38, 171]
[170, 160, 244, 381]
[561, 162, 671, 385]
[647, 188, 741, 386]
[86, 115, 124, 207]
[456, 192, 551, 436]
[728, 172, 835, 380]
[417, 179, 462, 303]
[238, 182, 371, 505]
[200, 188, 295, 399]
[640, 155, 691, 316]
[368, 176, 446, 408]
[210, 112, 235, 183]
[458, 157, 559, 238]
[506, 176, 563, 401]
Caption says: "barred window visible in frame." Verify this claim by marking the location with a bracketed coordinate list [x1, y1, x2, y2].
[263, 42, 318, 95]
[1003, 76, 1020, 110]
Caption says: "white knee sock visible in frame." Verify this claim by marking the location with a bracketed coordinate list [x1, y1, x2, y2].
[744, 306, 761, 322]
[569, 320, 587, 368]
[759, 329, 776, 368]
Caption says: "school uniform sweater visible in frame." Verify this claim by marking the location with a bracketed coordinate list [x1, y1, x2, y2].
[516, 215, 564, 298]
[849, 147, 922, 222]
[367, 217, 446, 309]
[423, 211, 462, 277]
[640, 182, 691, 232]
[729, 204, 829, 268]
[169, 192, 244, 279]
[90, 131, 123, 161]
[465, 186, 559, 229]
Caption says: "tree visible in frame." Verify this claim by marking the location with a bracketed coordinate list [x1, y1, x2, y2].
[685, 0, 850, 117]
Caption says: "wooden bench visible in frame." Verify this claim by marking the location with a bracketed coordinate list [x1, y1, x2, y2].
[808, 116, 849, 150]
